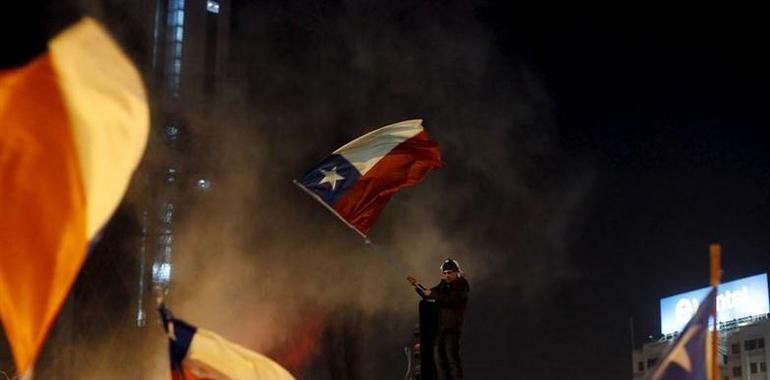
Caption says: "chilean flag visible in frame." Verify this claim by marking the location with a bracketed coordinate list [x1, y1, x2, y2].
[0, 17, 148, 374]
[296, 119, 442, 237]
[159, 305, 297, 380]
[648, 288, 717, 380]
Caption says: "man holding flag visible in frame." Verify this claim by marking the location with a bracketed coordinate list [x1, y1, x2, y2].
[296, 119, 447, 378]
[408, 258, 469, 380]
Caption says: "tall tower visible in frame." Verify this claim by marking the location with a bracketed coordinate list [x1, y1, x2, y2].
[136, 0, 230, 326]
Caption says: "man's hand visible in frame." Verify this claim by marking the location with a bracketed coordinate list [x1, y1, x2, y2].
[408, 276, 430, 296]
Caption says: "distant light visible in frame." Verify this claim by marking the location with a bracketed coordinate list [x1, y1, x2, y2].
[161, 202, 174, 224]
[206, 0, 220, 13]
[136, 310, 146, 327]
[166, 168, 176, 183]
[165, 125, 179, 141]
[197, 178, 211, 191]
[153, 263, 171, 283]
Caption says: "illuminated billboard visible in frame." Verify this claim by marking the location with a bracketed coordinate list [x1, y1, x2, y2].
[660, 273, 770, 335]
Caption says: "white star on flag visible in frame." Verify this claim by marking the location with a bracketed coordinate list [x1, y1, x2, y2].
[319, 166, 345, 191]
[661, 325, 700, 373]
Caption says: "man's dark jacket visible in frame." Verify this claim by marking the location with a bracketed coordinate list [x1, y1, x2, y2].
[428, 277, 470, 333]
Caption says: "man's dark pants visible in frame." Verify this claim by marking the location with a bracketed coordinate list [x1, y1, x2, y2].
[433, 332, 462, 380]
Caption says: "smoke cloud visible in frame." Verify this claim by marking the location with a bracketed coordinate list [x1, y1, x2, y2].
[1, 1, 594, 378]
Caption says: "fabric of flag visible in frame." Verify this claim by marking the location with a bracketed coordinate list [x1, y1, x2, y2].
[0, 17, 148, 374]
[649, 288, 717, 380]
[159, 305, 297, 380]
[297, 119, 442, 236]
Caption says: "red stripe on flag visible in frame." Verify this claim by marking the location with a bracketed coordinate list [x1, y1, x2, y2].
[333, 130, 442, 235]
[172, 366, 207, 380]
[272, 311, 325, 372]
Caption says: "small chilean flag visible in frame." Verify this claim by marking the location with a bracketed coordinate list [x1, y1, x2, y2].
[0, 17, 148, 374]
[159, 305, 297, 380]
[296, 119, 442, 237]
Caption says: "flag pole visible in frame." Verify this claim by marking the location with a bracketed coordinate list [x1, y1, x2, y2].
[292, 179, 367, 239]
[363, 238, 427, 290]
[292, 179, 427, 290]
[154, 287, 189, 380]
[709, 243, 722, 380]
[19, 366, 34, 380]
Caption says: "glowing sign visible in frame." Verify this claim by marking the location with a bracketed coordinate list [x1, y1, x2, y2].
[660, 273, 770, 335]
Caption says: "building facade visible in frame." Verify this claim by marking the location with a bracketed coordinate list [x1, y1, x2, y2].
[633, 272, 770, 380]
[137, 0, 231, 326]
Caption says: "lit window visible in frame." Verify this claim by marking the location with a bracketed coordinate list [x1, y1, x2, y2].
[136, 309, 146, 327]
[165, 0, 185, 94]
[165, 168, 176, 183]
[207, 0, 220, 13]
[173, 59, 181, 75]
[166, 125, 179, 141]
[171, 75, 181, 95]
[197, 178, 211, 191]
[161, 202, 174, 223]
[160, 233, 173, 245]
[152, 263, 171, 283]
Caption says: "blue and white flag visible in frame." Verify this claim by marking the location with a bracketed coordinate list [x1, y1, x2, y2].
[649, 288, 717, 380]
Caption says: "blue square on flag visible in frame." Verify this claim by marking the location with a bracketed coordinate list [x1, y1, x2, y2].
[298, 154, 360, 205]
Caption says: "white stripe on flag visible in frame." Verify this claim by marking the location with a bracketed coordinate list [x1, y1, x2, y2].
[333, 119, 423, 175]
[185, 328, 297, 380]
[49, 18, 149, 239]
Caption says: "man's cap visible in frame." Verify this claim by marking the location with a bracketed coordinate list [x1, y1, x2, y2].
[440, 258, 460, 272]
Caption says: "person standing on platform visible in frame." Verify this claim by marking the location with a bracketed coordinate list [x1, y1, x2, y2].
[408, 258, 469, 380]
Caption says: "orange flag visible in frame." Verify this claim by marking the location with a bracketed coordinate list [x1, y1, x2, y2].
[0, 17, 148, 374]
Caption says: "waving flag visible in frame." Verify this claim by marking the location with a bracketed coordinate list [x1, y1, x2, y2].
[296, 119, 442, 237]
[0, 17, 148, 374]
[649, 288, 717, 380]
[159, 305, 297, 380]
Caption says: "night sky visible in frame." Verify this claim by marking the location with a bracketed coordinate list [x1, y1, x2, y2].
[492, 9, 770, 378]
[2, 3, 770, 379]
